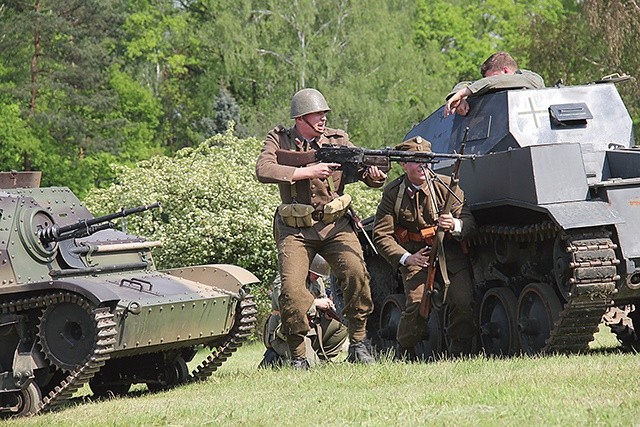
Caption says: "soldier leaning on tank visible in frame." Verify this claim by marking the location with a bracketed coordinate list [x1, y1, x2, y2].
[255, 88, 387, 369]
[372, 137, 477, 359]
[445, 51, 545, 117]
[259, 255, 349, 368]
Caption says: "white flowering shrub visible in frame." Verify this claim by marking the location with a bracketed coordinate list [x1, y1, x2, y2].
[84, 127, 384, 328]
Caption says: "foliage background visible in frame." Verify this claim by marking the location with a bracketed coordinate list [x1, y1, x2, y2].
[2, 0, 640, 308]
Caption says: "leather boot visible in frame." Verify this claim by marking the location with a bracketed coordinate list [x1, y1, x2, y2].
[395, 344, 417, 362]
[347, 340, 375, 364]
[449, 338, 472, 358]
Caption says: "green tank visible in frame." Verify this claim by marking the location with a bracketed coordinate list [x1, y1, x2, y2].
[0, 172, 258, 417]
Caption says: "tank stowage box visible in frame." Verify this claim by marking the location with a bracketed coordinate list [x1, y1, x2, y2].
[365, 81, 640, 357]
[0, 181, 257, 417]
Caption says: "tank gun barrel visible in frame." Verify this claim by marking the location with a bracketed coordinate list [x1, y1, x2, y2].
[38, 202, 161, 244]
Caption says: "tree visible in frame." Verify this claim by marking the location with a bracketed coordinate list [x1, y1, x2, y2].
[528, 0, 640, 139]
[414, 0, 565, 82]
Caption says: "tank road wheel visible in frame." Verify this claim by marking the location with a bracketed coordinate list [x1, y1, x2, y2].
[378, 294, 405, 354]
[38, 300, 98, 372]
[517, 283, 562, 355]
[479, 287, 520, 356]
[147, 356, 189, 392]
[0, 383, 42, 418]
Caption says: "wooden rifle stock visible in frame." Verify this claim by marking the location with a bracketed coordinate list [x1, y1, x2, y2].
[418, 128, 469, 318]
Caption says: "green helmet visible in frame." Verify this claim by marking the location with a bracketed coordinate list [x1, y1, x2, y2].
[309, 254, 331, 278]
[290, 88, 331, 119]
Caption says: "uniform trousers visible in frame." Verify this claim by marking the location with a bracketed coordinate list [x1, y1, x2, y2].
[397, 262, 475, 348]
[277, 229, 373, 357]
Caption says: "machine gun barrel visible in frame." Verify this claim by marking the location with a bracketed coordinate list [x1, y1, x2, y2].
[315, 146, 474, 165]
[39, 202, 161, 244]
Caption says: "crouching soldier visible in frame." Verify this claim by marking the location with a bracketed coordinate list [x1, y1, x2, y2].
[259, 255, 349, 368]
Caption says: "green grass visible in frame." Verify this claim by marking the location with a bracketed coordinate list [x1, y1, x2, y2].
[4, 325, 640, 426]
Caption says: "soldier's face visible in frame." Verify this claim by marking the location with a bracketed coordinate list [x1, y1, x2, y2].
[402, 162, 426, 185]
[298, 111, 327, 137]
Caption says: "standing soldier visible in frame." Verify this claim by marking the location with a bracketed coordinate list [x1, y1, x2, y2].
[372, 137, 476, 359]
[255, 88, 386, 369]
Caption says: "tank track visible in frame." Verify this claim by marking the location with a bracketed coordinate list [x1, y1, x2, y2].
[473, 223, 619, 353]
[1, 292, 117, 414]
[189, 295, 257, 381]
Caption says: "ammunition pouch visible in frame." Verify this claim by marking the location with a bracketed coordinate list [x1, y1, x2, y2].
[279, 194, 351, 227]
[322, 194, 351, 224]
[395, 225, 436, 246]
[279, 203, 315, 228]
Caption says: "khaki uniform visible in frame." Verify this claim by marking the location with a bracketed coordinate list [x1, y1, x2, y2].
[256, 125, 383, 358]
[446, 69, 544, 100]
[264, 275, 348, 366]
[373, 173, 477, 349]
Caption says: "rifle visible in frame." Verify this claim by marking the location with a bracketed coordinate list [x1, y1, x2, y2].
[276, 145, 474, 183]
[39, 202, 161, 244]
[418, 128, 469, 319]
[346, 206, 378, 255]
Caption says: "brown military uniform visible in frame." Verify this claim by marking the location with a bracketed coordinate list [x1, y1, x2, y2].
[373, 143, 477, 350]
[256, 125, 383, 358]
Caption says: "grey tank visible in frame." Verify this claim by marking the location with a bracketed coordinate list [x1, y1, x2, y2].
[366, 81, 640, 357]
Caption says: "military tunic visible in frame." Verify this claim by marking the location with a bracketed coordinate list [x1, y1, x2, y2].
[256, 125, 383, 357]
[373, 173, 477, 348]
[446, 69, 544, 100]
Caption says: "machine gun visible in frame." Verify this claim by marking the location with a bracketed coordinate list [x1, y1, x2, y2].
[418, 128, 469, 319]
[38, 202, 161, 244]
[276, 145, 474, 183]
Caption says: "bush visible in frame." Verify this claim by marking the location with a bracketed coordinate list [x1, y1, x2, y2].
[84, 126, 384, 330]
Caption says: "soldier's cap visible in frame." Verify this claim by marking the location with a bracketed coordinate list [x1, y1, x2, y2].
[394, 136, 432, 153]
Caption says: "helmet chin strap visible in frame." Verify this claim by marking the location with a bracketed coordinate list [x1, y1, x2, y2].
[302, 115, 323, 136]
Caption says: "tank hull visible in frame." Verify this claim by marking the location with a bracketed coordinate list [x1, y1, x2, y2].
[0, 185, 258, 417]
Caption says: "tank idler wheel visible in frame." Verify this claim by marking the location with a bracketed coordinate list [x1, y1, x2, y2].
[38, 300, 98, 372]
[147, 356, 189, 392]
[378, 293, 405, 353]
[479, 287, 520, 356]
[89, 380, 131, 398]
[517, 283, 562, 355]
[0, 382, 42, 418]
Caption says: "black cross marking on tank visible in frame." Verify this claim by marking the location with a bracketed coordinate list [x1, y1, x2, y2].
[517, 97, 547, 128]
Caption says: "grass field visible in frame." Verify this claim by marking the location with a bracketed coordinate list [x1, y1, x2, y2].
[4, 325, 639, 426]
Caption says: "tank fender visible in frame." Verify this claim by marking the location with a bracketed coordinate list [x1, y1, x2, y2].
[3, 280, 121, 307]
[161, 264, 260, 294]
[541, 200, 624, 230]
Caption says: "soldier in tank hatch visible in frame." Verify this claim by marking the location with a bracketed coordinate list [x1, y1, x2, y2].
[445, 51, 545, 117]
[372, 136, 477, 359]
[255, 88, 386, 369]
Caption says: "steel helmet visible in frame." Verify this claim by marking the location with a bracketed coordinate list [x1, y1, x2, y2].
[309, 254, 331, 278]
[290, 88, 331, 119]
